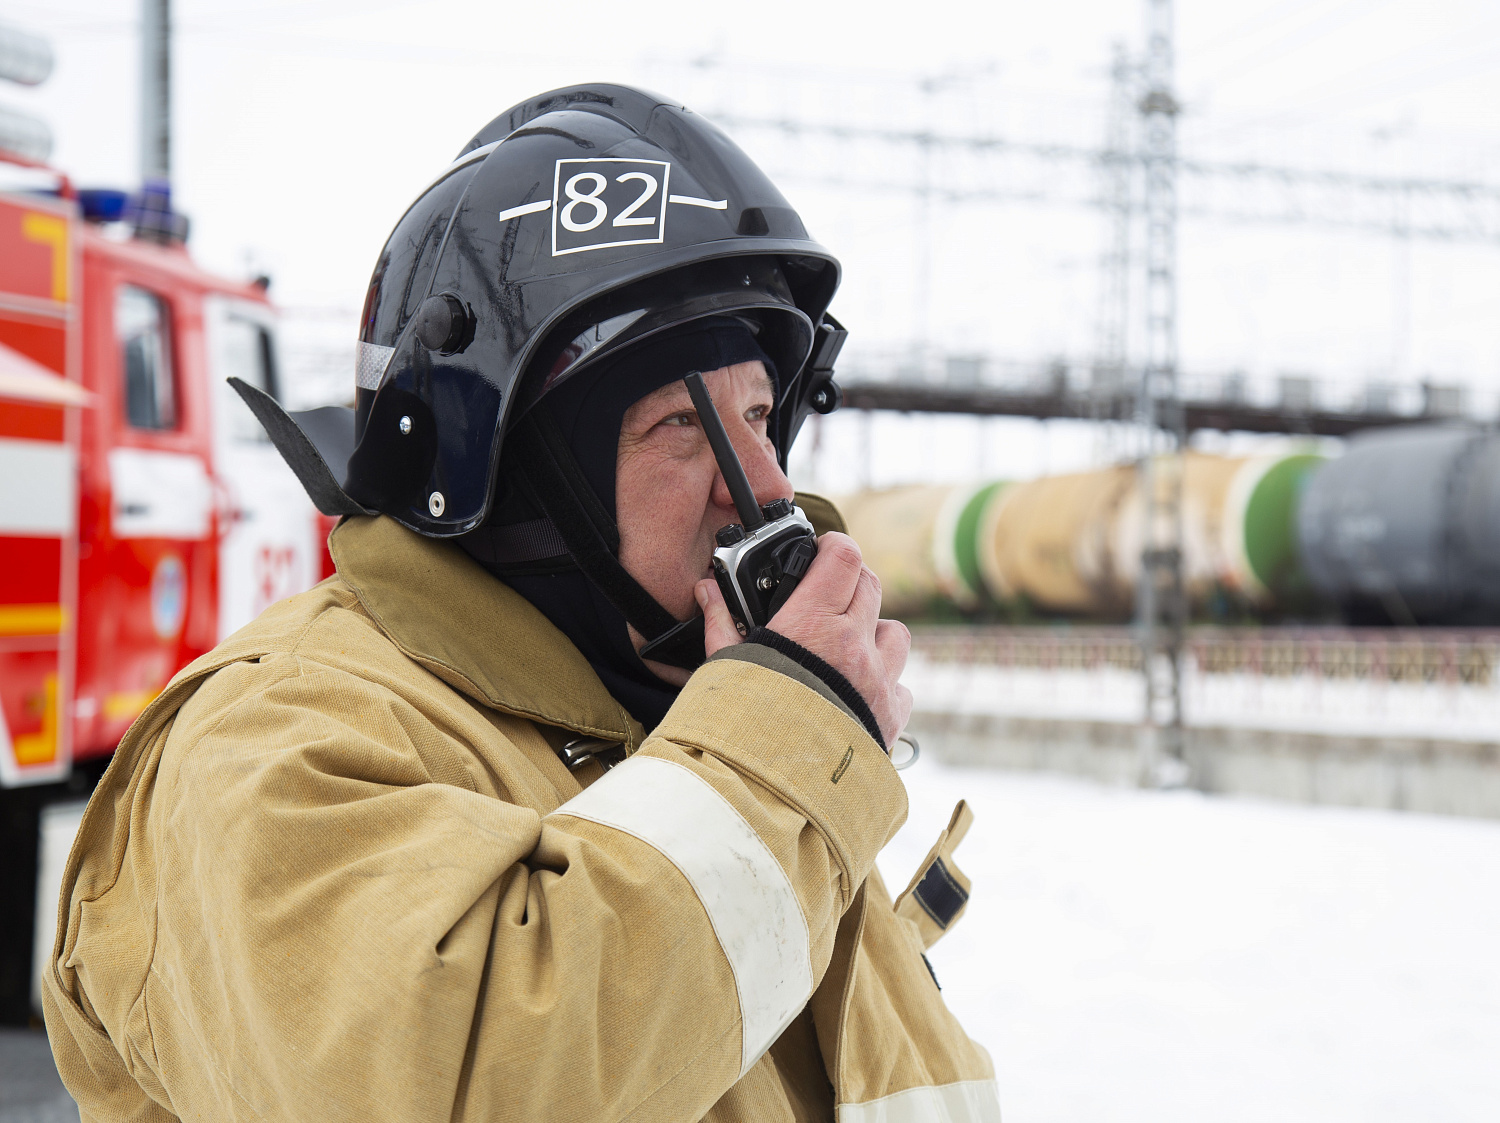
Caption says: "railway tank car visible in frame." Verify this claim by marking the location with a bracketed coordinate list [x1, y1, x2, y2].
[977, 451, 1322, 616]
[835, 482, 1009, 616]
[1297, 425, 1500, 624]
[841, 450, 1322, 619]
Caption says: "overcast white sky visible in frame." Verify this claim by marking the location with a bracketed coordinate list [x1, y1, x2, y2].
[6, 0, 1500, 485]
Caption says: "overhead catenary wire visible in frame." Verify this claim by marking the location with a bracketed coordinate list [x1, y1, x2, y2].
[1242, 39, 1500, 122]
[1194, 9, 1500, 140]
[1184, 0, 1336, 56]
[1200, 0, 1403, 86]
[712, 112, 1500, 244]
[2, 0, 436, 42]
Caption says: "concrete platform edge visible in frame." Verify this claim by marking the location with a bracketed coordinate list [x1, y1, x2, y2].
[909, 710, 1500, 819]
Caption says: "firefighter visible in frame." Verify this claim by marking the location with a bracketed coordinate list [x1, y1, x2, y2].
[43, 85, 996, 1121]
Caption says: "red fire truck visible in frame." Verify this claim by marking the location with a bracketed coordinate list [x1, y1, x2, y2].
[0, 153, 332, 1021]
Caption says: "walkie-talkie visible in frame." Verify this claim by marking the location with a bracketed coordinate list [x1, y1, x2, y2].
[684, 371, 819, 633]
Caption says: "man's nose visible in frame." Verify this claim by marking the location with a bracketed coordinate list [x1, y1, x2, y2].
[711, 421, 793, 515]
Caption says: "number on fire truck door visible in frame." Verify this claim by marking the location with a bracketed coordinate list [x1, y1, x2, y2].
[205, 298, 318, 638]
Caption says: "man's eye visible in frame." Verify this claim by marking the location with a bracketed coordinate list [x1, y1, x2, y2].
[662, 412, 695, 428]
[745, 405, 770, 423]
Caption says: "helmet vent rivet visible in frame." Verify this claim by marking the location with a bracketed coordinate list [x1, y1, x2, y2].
[428, 491, 445, 517]
[398, 415, 412, 435]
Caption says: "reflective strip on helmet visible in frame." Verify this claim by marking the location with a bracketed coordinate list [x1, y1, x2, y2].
[411, 139, 503, 208]
[547, 754, 813, 1077]
[667, 194, 728, 209]
[498, 199, 552, 223]
[355, 341, 394, 391]
[837, 1080, 1003, 1123]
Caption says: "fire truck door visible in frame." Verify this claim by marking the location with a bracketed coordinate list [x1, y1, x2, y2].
[204, 297, 317, 638]
[96, 283, 214, 738]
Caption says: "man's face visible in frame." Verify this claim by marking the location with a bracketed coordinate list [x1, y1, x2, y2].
[616, 360, 793, 676]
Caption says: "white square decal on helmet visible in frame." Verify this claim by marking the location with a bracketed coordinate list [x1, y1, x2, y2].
[551, 158, 671, 256]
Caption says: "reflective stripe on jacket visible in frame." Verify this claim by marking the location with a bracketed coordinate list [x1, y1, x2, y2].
[43, 503, 996, 1122]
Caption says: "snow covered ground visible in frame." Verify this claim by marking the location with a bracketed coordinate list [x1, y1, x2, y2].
[877, 761, 1500, 1123]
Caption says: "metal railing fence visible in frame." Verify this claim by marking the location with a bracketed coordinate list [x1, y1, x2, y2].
[910, 626, 1500, 686]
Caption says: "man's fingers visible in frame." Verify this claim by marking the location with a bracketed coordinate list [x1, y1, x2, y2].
[847, 565, 883, 632]
[785, 532, 864, 616]
[875, 618, 911, 680]
[697, 579, 742, 657]
[757, 532, 916, 747]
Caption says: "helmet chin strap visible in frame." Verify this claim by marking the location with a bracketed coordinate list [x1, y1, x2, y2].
[510, 410, 707, 671]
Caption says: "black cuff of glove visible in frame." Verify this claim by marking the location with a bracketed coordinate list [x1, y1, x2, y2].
[743, 627, 886, 751]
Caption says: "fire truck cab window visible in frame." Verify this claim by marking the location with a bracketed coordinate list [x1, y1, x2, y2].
[118, 286, 177, 430]
[220, 318, 280, 442]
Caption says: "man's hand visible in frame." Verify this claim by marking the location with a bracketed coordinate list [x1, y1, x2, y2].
[696, 532, 913, 748]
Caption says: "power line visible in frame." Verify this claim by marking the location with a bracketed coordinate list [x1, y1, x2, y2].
[1278, 40, 1500, 118]
[712, 112, 1500, 242]
[1185, 0, 1335, 56]
[1195, 11, 1500, 138]
[1203, 0, 1402, 85]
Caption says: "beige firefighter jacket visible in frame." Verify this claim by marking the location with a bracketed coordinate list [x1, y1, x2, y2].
[43, 502, 996, 1123]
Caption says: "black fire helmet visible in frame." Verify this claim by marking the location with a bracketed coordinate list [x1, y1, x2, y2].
[236, 82, 847, 543]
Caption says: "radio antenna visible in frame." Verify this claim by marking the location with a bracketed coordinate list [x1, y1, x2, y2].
[684, 370, 765, 532]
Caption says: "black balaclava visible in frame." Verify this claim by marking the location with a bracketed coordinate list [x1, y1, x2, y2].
[461, 316, 775, 732]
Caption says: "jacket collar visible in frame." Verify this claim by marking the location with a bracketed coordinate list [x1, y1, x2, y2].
[330, 515, 644, 749]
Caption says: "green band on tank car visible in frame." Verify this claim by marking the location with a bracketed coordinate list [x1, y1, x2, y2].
[1244, 455, 1322, 594]
[954, 481, 1006, 600]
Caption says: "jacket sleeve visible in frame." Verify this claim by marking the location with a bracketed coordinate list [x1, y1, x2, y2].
[132, 650, 905, 1123]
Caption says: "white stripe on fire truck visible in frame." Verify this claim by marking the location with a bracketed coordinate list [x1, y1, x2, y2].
[837, 1079, 1003, 1123]
[548, 754, 814, 1077]
[0, 438, 76, 535]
